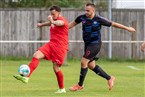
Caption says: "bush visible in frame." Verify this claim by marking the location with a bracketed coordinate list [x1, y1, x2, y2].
[0, 0, 108, 9]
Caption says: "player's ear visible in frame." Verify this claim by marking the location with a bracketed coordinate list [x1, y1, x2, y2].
[92, 7, 95, 12]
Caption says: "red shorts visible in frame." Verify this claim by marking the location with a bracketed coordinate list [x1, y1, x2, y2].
[38, 42, 67, 66]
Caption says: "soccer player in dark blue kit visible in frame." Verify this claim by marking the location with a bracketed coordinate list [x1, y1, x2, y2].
[69, 3, 136, 91]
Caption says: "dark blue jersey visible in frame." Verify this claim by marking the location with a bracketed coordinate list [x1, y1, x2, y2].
[75, 14, 112, 45]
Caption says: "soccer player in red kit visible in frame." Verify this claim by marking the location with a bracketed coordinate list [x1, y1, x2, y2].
[13, 6, 68, 93]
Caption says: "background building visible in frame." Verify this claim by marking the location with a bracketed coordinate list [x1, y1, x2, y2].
[112, 0, 145, 9]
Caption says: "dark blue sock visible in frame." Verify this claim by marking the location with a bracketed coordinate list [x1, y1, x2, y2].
[93, 65, 111, 80]
[78, 67, 88, 86]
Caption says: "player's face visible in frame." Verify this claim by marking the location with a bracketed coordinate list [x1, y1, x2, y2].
[85, 6, 95, 18]
[50, 10, 60, 20]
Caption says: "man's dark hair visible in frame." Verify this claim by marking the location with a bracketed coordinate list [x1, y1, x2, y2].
[49, 6, 61, 12]
[86, 3, 96, 9]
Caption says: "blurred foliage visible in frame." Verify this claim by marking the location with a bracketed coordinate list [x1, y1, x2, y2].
[95, 0, 108, 10]
[0, 0, 108, 9]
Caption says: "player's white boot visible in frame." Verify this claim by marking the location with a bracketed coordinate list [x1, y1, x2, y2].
[55, 88, 66, 93]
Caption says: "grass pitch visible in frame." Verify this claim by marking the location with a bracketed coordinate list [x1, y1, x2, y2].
[0, 58, 144, 97]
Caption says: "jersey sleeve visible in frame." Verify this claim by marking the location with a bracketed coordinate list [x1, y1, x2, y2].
[98, 15, 112, 27]
[75, 15, 83, 24]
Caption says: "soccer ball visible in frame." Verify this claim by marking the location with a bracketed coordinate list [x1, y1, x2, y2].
[18, 64, 30, 77]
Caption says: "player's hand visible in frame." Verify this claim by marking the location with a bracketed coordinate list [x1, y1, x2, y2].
[48, 15, 53, 23]
[141, 44, 145, 52]
[37, 23, 43, 27]
[127, 27, 136, 33]
[141, 47, 145, 52]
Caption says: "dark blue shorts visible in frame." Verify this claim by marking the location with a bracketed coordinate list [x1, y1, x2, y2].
[83, 43, 101, 61]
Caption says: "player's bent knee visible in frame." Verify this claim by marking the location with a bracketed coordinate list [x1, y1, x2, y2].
[81, 57, 90, 68]
[33, 50, 45, 59]
[53, 63, 60, 73]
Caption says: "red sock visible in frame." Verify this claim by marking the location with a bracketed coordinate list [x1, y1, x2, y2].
[28, 57, 39, 77]
[55, 70, 64, 89]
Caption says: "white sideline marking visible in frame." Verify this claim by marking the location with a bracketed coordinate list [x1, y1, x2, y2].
[127, 65, 142, 71]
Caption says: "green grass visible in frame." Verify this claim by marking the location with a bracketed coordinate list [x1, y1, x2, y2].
[0, 59, 144, 97]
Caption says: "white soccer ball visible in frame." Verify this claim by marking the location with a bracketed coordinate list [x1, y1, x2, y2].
[18, 64, 30, 77]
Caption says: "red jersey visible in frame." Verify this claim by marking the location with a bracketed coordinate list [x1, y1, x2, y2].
[38, 16, 69, 65]
[50, 16, 69, 50]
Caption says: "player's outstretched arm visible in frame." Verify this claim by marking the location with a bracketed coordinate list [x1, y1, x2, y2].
[111, 22, 136, 33]
[51, 20, 64, 26]
[37, 21, 51, 27]
[69, 21, 77, 29]
[48, 15, 64, 26]
[141, 42, 145, 52]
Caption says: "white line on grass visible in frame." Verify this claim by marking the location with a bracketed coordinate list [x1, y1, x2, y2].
[127, 65, 143, 71]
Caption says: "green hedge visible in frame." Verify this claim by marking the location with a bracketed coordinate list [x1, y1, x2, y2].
[0, 0, 88, 8]
[0, 0, 108, 9]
